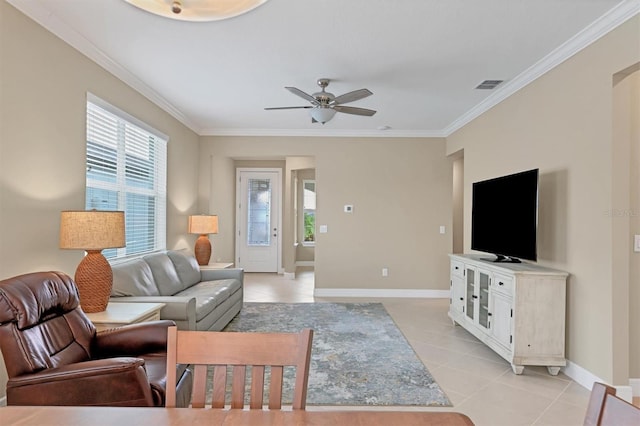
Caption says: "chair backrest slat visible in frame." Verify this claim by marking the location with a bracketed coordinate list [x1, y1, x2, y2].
[250, 366, 265, 409]
[211, 365, 227, 408]
[165, 326, 313, 410]
[269, 365, 284, 409]
[190, 364, 208, 408]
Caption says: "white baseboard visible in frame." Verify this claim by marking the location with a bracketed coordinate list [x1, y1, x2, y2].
[314, 288, 450, 298]
[561, 359, 605, 391]
[295, 261, 314, 267]
[283, 272, 295, 280]
[630, 378, 640, 398]
[562, 360, 634, 403]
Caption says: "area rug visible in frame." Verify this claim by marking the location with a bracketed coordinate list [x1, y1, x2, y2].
[222, 302, 452, 406]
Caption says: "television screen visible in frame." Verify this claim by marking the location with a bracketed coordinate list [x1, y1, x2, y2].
[471, 168, 539, 262]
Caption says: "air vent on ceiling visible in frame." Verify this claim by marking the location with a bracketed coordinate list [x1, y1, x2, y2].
[475, 80, 504, 90]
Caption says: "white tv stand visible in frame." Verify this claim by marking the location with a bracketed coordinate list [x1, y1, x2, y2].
[448, 254, 569, 375]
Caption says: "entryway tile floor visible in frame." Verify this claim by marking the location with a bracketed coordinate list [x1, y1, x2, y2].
[243, 268, 593, 426]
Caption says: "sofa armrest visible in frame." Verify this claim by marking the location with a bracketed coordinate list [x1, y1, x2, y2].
[200, 267, 244, 283]
[7, 358, 154, 406]
[93, 320, 175, 357]
[108, 296, 196, 323]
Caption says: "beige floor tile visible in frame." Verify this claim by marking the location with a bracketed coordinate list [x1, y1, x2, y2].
[495, 368, 572, 400]
[442, 352, 512, 380]
[428, 365, 493, 397]
[532, 400, 588, 426]
[457, 382, 554, 426]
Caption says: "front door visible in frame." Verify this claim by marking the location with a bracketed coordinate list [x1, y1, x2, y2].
[236, 169, 281, 272]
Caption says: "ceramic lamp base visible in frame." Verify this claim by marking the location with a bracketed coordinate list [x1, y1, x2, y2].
[194, 234, 212, 266]
[74, 250, 113, 313]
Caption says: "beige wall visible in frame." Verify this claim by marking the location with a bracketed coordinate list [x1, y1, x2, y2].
[199, 136, 453, 291]
[0, 2, 201, 400]
[614, 68, 640, 378]
[446, 16, 640, 384]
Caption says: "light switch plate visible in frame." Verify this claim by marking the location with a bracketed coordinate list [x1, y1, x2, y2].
[635, 235, 640, 252]
[319, 225, 328, 233]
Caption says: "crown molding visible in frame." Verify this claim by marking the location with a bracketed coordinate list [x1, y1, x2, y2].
[199, 127, 448, 138]
[7, 0, 202, 134]
[443, 0, 640, 137]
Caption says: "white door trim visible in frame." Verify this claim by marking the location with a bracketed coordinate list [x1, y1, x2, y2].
[235, 168, 283, 273]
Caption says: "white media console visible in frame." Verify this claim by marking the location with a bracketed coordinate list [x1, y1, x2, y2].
[448, 254, 569, 375]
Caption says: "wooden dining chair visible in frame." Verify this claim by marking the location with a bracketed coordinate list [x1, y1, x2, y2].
[584, 382, 617, 426]
[599, 393, 640, 425]
[165, 326, 313, 410]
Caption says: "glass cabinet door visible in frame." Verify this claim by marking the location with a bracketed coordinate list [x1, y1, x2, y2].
[465, 268, 475, 320]
[478, 271, 490, 329]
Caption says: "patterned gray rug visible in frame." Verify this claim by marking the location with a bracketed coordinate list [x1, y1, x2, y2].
[222, 302, 452, 406]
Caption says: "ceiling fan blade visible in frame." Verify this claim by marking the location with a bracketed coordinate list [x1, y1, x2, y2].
[285, 87, 319, 105]
[264, 106, 313, 110]
[333, 88, 372, 105]
[333, 105, 377, 116]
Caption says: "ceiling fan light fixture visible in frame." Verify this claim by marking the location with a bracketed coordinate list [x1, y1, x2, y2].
[309, 108, 336, 124]
[124, 0, 270, 22]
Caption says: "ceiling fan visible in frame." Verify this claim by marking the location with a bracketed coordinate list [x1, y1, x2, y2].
[265, 78, 376, 124]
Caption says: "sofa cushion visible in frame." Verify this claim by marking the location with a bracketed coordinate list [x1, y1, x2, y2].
[112, 259, 160, 297]
[174, 279, 241, 322]
[167, 250, 201, 288]
[142, 253, 184, 296]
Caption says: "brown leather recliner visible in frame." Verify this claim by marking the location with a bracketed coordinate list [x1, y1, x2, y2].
[0, 271, 192, 407]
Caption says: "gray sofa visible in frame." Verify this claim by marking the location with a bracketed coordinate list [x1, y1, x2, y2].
[109, 250, 243, 331]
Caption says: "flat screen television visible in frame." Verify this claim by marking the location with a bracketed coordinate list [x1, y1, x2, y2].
[471, 168, 539, 263]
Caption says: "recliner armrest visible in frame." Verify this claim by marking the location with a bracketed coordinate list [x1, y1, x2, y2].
[93, 320, 176, 357]
[7, 357, 155, 406]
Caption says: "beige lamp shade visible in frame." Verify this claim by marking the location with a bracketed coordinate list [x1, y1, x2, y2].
[60, 210, 126, 250]
[188, 215, 218, 266]
[188, 215, 219, 235]
[59, 210, 125, 313]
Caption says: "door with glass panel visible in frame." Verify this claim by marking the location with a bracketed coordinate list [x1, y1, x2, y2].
[236, 169, 281, 272]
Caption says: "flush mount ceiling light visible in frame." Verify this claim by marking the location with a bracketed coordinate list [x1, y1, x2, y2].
[124, 0, 270, 22]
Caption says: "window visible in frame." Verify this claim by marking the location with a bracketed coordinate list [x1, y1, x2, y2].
[85, 94, 167, 260]
[303, 180, 316, 244]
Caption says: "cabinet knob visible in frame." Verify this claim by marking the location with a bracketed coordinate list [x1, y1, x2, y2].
[499, 281, 504, 286]
[488, 312, 492, 316]
[459, 297, 464, 301]
[472, 295, 478, 299]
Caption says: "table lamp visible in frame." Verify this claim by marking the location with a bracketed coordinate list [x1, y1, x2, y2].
[188, 215, 218, 265]
[59, 210, 125, 313]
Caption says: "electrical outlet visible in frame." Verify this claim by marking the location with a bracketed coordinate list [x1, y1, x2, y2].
[382, 268, 388, 277]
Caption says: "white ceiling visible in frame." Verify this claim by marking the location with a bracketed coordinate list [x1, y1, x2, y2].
[8, 0, 637, 137]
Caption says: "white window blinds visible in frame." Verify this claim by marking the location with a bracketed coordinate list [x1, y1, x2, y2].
[86, 95, 167, 260]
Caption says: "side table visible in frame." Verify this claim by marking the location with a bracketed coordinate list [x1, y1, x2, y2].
[85, 302, 165, 332]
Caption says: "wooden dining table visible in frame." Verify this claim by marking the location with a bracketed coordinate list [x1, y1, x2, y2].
[1, 406, 474, 425]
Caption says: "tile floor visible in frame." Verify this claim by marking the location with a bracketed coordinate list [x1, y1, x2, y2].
[243, 268, 594, 426]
